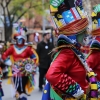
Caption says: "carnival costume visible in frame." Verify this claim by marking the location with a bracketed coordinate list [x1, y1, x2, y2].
[0, 67, 4, 100]
[86, 1, 100, 99]
[2, 27, 39, 100]
[42, 0, 98, 100]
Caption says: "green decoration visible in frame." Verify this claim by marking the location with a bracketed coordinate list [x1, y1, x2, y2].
[50, 0, 64, 8]
[93, 4, 100, 13]
[50, 87, 63, 100]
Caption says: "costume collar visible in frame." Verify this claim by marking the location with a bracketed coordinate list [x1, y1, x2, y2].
[14, 45, 27, 54]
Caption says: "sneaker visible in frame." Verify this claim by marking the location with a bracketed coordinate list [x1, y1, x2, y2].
[19, 93, 27, 100]
[26, 93, 30, 96]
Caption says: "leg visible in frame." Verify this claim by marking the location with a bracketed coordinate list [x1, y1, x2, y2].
[43, 69, 48, 85]
[13, 77, 20, 99]
[19, 77, 28, 100]
[17, 76, 28, 94]
[13, 76, 28, 100]
[39, 68, 46, 90]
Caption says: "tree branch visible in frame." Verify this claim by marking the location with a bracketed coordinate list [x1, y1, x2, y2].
[0, 17, 4, 23]
[0, 1, 4, 8]
[15, 4, 42, 23]
[6, 5, 11, 22]
[6, 0, 12, 7]
[14, 8, 31, 23]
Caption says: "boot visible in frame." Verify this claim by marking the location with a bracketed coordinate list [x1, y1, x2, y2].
[19, 93, 27, 100]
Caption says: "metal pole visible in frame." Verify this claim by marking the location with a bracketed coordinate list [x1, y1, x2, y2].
[42, 0, 45, 33]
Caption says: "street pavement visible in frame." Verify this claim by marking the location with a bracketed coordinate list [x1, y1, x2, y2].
[2, 74, 42, 100]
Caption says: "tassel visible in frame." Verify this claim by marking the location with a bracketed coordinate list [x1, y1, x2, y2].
[25, 80, 34, 95]
[7, 77, 12, 84]
[8, 67, 13, 77]
[20, 77, 23, 92]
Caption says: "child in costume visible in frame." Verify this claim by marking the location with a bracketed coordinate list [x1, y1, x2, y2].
[42, 0, 98, 100]
[2, 27, 39, 100]
[86, 2, 100, 98]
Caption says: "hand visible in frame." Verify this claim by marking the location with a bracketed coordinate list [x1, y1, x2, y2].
[73, 87, 84, 99]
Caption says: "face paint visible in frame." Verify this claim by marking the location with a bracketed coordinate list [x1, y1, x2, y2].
[17, 38, 23, 45]
[76, 31, 86, 45]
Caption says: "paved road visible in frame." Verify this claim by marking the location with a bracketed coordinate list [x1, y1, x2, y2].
[2, 74, 42, 100]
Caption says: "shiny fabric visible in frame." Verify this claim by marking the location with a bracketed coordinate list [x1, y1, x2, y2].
[46, 48, 89, 94]
[87, 50, 100, 81]
[2, 45, 35, 62]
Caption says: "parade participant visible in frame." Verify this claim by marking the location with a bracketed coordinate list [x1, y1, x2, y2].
[0, 62, 4, 100]
[86, 1, 100, 98]
[42, 0, 98, 100]
[37, 32, 54, 91]
[2, 27, 39, 100]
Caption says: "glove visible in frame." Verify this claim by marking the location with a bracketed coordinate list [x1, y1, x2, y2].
[4, 58, 12, 66]
[73, 87, 84, 99]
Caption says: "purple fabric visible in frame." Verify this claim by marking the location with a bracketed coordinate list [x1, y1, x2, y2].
[90, 77, 96, 82]
[75, 0, 82, 7]
[90, 91, 98, 97]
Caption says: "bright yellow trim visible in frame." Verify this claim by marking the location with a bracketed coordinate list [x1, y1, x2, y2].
[87, 72, 95, 77]
[25, 80, 34, 94]
[32, 48, 39, 64]
[10, 55, 14, 64]
[90, 98, 98, 100]
[92, 12, 97, 17]
[90, 84, 98, 90]
[50, 5, 58, 14]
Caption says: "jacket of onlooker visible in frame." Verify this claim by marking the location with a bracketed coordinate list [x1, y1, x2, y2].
[37, 41, 54, 69]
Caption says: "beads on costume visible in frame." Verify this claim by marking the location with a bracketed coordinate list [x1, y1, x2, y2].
[55, 73, 84, 98]
[97, 81, 100, 92]
[55, 74, 75, 91]
[87, 70, 98, 99]
[66, 83, 84, 98]
[97, 81, 100, 98]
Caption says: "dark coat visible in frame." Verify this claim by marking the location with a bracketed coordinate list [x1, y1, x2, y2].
[36, 41, 54, 69]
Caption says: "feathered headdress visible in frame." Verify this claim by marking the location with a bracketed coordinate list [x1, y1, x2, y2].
[12, 23, 28, 41]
